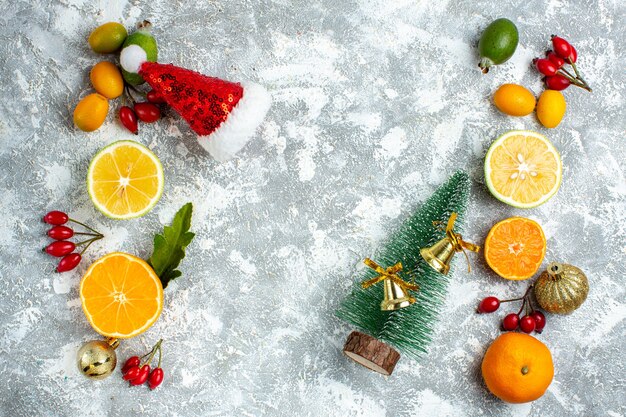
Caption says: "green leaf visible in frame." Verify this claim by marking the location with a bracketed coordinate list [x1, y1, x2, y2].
[148, 202, 195, 289]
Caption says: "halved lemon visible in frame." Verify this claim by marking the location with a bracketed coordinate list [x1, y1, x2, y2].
[485, 130, 562, 208]
[80, 252, 163, 339]
[87, 140, 164, 219]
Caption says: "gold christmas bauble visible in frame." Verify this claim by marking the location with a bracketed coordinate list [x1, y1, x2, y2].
[534, 262, 589, 314]
[77, 338, 119, 380]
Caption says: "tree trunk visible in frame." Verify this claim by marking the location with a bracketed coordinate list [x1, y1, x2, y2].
[342, 331, 400, 376]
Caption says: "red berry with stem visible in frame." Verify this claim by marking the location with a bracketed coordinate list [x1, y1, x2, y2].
[122, 356, 141, 374]
[47, 225, 74, 240]
[478, 296, 501, 313]
[43, 211, 68, 225]
[119, 106, 138, 134]
[535, 58, 558, 76]
[502, 313, 520, 331]
[148, 367, 164, 390]
[48, 225, 100, 240]
[531, 310, 546, 333]
[123, 365, 141, 381]
[547, 51, 565, 69]
[552, 35, 572, 59]
[130, 365, 151, 386]
[57, 253, 81, 272]
[569, 45, 577, 64]
[146, 90, 166, 104]
[545, 74, 571, 91]
[134, 103, 161, 123]
[124, 339, 163, 384]
[44, 241, 75, 257]
[148, 339, 164, 389]
[519, 315, 536, 333]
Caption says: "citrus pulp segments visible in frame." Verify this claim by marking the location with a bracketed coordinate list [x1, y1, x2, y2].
[80, 252, 163, 339]
[484, 130, 562, 209]
[484, 217, 546, 280]
[87, 140, 164, 220]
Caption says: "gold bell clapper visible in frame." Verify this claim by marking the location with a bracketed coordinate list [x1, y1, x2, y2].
[420, 212, 480, 275]
[77, 337, 119, 380]
[360, 258, 419, 311]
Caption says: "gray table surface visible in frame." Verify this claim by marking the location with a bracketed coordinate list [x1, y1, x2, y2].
[1, 0, 624, 416]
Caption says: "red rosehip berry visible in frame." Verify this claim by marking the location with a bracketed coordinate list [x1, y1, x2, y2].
[47, 225, 74, 240]
[148, 367, 164, 390]
[552, 35, 572, 59]
[569, 45, 577, 64]
[502, 313, 520, 331]
[122, 356, 141, 374]
[57, 253, 81, 272]
[546, 51, 565, 69]
[119, 106, 138, 135]
[535, 58, 558, 76]
[43, 211, 68, 225]
[134, 103, 161, 123]
[130, 365, 151, 386]
[545, 74, 571, 91]
[478, 296, 501, 313]
[146, 90, 166, 104]
[519, 315, 536, 333]
[44, 241, 76, 257]
[530, 310, 546, 333]
[123, 365, 141, 381]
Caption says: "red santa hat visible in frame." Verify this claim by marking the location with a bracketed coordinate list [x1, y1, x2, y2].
[120, 46, 271, 161]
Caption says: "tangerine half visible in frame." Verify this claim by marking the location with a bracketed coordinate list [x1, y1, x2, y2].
[80, 252, 163, 339]
[484, 217, 546, 280]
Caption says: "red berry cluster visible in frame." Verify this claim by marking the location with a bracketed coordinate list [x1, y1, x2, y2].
[42, 211, 104, 272]
[533, 35, 591, 92]
[122, 339, 164, 390]
[477, 285, 546, 334]
[119, 86, 164, 134]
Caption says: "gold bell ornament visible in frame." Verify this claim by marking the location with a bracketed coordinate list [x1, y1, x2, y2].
[420, 212, 480, 275]
[77, 337, 119, 380]
[534, 262, 589, 314]
[360, 258, 419, 311]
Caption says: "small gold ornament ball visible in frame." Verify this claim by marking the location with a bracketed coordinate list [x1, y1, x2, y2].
[77, 339, 119, 380]
[534, 262, 589, 314]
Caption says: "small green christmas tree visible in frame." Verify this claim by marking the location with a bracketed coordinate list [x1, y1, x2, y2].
[337, 171, 472, 370]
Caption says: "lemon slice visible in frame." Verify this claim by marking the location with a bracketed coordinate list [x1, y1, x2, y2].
[485, 130, 562, 208]
[87, 141, 164, 219]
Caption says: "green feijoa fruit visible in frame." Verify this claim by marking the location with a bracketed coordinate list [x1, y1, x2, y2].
[478, 18, 519, 74]
[121, 21, 158, 85]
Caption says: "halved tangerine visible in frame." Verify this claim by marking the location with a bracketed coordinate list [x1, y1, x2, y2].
[80, 252, 163, 338]
[484, 217, 546, 280]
